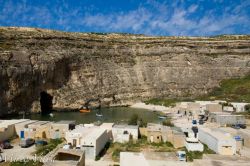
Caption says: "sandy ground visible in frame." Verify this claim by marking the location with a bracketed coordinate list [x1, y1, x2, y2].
[130, 102, 170, 112]
[1, 140, 36, 162]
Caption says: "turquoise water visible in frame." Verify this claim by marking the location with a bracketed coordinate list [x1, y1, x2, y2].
[16, 107, 161, 124]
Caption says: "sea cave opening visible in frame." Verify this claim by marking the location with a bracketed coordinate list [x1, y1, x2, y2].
[40, 91, 53, 115]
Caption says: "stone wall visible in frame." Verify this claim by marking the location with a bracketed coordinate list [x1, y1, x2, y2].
[0, 27, 250, 115]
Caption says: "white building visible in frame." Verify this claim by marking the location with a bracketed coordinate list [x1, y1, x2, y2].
[65, 125, 109, 159]
[223, 106, 234, 112]
[112, 125, 138, 143]
[198, 127, 236, 155]
[49, 120, 75, 139]
[185, 137, 204, 152]
[231, 102, 249, 112]
[210, 112, 245, 126]
[0, 119, 29, 141]
[100, 123, 114, 141]
[81, 128, 109, 159]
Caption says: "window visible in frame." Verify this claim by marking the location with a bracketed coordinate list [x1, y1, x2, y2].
[123, 130, 128, 134]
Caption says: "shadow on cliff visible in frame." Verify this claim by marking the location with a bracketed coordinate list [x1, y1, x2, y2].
[0, 56, 72, 117]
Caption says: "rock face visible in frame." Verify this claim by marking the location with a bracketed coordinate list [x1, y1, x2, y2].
[0, 27, 250, 115]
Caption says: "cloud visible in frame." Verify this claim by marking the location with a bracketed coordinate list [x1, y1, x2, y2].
[188, 4, 198, 13]
[0, 0, 249, 36]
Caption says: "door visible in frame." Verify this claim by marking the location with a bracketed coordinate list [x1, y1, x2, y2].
[73, 139, 77, 147]
[150, 136, 154, 142]
[20, 131, 24, 139]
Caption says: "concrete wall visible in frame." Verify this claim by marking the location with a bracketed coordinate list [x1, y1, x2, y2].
[0, 124, 16, 142]
[206, 104, 222, 113]
[147, 131, 162, 143]
[198, 129, 220, 153]
[112, 127, 138, 143]
[216, 115, 245, 125]
[238, 130, 250, 148]
[65, 132, 82, 147]
[199, 128, 236, 155]
[166, 129, 185, 148]
[139, 127, 147, 137]
[94, 130, 109, 158]
[50, 123, 70, 139]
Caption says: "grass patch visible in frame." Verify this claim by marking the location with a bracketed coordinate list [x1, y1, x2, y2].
[162, 118, 174, 127]
[35, 139, 63, 156]
[179, 144, 215, 162]
[144, 98, 181, 107]
[145, 75, 250, 114]
[198, 75, 250, 103]
[10, 160, 43, 166]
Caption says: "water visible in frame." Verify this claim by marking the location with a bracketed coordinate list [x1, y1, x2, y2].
[15, 107, 162, 124]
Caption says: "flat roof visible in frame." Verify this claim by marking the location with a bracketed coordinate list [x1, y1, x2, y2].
[199, 127, 234, 141]
[85, 128, 106, 141]
[100, 123, 114, 129]
[147, 123, 165, 132]
[143, 152, 178, 161]
[28, 121, 51, 127]
[69, 125, 99, 138]
[120, 152, 149, 166]
[55, 120, 76, 124]
[0, 119, 30, 128]
[15, 120, 38, 126]
[113, 124, 138, 129]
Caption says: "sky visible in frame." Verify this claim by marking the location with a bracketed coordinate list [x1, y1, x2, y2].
[0, 0, 250, 36]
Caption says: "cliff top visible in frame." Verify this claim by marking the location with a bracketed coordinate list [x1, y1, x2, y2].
[0, 26, 250, 41]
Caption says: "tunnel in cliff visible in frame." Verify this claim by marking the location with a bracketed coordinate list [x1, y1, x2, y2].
[40, 91, 53, 115]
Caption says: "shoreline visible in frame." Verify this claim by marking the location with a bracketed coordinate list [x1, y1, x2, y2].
[130, 102, 170, 113]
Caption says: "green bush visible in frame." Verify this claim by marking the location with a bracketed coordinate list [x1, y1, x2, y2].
[35, 138, 63, 156]
[162, 119, 174, 127]
[10, 160, 43, 166]
[128, 114, 139, 125]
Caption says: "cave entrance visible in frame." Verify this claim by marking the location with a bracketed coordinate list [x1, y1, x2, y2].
[40, 91, 53, 115]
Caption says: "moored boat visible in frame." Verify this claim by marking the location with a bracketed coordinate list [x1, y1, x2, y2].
[79, 109, 91, 113]
[96, 113, 103, 117]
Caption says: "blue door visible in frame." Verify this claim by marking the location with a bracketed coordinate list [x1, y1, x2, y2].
[20, 131, 24, 139]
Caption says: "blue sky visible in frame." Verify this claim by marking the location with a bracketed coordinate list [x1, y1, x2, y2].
[0, 0, 250, 36]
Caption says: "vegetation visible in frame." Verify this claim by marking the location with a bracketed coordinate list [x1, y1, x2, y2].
[146, 75, 250, 111]
[145, 98, 181, 107]
[128, 114, 147, 127]
[35, 138, 63, 156]
[245, 104, 250, 114]
[180, 144, 215, 162]
[108, 136, 175, 162]
[162, 118, 174, 127]
[10, 160, 43, 166]
[198, 75, 250, 103]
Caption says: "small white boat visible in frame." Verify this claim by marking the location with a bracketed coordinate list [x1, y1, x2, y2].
[158, 116, 167, 119]
[96, 113, 103, 117]
[49, 113, 54, 118]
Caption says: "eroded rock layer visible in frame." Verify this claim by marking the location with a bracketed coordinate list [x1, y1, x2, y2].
[0, 27, 250, 115]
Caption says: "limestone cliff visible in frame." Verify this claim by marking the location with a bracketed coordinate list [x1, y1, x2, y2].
[0, 27, 250, 115]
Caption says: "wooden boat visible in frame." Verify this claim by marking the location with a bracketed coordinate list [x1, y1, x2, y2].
[79, 109, 91, 113]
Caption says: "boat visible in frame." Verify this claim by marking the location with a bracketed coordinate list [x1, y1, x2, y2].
[49, 113, 54, 117]
[79, 109, 91, 113]
[158, 116, 167, 119]
[96, 113, 103, 117]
